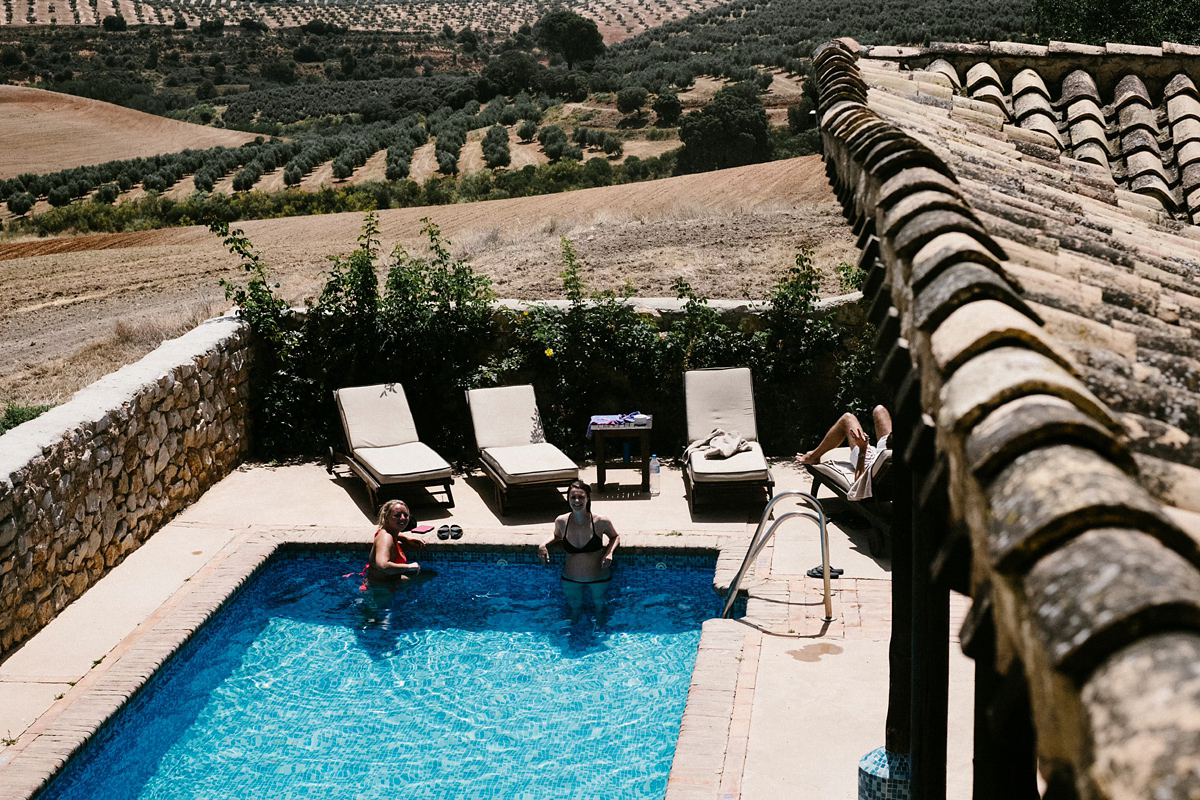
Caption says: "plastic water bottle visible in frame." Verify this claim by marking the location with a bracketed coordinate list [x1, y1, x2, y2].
[649, 454, 661, 496]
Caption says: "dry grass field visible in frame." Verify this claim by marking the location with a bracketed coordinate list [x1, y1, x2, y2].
[0, 86, 258, 178]
[0, 156, 857, 406]
[2, 0, 727, 42]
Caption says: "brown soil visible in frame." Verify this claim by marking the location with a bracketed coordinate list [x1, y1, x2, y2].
[350, 148, 389, 184]
[0, 155, 857, 406]
[459, 130, 487, 174]
[0, 86, 258, 178]
[509, 132, 547, 169]
[409, 141, 438, 182]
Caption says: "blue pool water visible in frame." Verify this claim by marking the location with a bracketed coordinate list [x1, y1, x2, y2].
[39, 551, 725, 800]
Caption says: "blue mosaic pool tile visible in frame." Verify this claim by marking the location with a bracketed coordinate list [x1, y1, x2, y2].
[858, 747, 911, 800]
[39, 554, 721, 800]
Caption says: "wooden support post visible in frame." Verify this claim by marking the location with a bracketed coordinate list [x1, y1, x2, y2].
[969, 613, 1040, 800]
[885, 448, 912, 755]
[910, 473, 950, 800]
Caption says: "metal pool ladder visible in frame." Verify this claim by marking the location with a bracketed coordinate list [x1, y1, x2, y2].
[721, 491, 835, 622]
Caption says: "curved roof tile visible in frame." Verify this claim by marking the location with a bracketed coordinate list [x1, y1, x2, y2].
[1114, 74, 1154, 109]
[1166, 72, 1199, 101]
[966, 61, 1003, 91]
[925, 58, 962, 89]
[816, 40, 1200, 796]
[1012, 68, 1051, 100]
[1061, 69, 1101, 105]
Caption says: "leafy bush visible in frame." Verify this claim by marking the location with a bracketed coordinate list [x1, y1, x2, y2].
[1032, 0, 1199, 45]
[218, 217, 877, 462]
[677, 83, 771, 173]
[652, 90, 682, 125]
[482, 124, 511, 168]
[534, 9, 606, 68]
[0, 401, 52, 436]
[6, 191, 33, 215]
[616, 86, 649, 116]
[836, 260, 867, 292]
[216, 214, 497, 459]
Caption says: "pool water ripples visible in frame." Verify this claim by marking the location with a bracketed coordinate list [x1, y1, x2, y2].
[39, 553, 722, 800]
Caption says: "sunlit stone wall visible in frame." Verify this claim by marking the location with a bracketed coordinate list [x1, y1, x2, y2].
[0, 316, 250, 657]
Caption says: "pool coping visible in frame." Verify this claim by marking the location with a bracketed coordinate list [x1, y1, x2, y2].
[0, 525, 771, 800]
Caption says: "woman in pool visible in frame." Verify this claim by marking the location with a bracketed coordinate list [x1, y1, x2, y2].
[538, 480, 619, 622]
[367, 499, 425, 585]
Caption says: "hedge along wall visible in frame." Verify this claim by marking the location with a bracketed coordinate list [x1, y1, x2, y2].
[0, 293, 865, 658]
[0, 316, 250, 659]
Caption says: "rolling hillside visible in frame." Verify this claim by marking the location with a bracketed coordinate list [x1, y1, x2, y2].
[0, 85, 259, 178]
[0, 155, 857, 405]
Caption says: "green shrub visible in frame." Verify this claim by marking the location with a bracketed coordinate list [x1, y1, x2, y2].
[218, 219, 878, 461]
[1, 401, 53, 435]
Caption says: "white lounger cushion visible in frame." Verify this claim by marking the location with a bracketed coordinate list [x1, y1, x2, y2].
[687, 440, 770, 483]
[466, 385, 546, 450]
[809, 446, 891, 492]
[354, 442, 453, 484]
[481, 443, 579, 486]
[684, 368, 759, 443]
[336, 383, 419, 449]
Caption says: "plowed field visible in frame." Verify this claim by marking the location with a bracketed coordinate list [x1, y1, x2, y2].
[0, 86, 259, 178]
[0, 156, 857, 405]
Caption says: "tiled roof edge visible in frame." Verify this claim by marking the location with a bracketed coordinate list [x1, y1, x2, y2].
[863, 39, 1200, 60]
[814, 38, 1200, 799]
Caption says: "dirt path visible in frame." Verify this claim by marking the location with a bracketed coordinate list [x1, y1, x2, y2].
[409, 142, 438, 183]
[349, 149, 388, 184]
[509, 132, 547, 169]
[458, 131, 486, 174]
[0, 156, 857, 405]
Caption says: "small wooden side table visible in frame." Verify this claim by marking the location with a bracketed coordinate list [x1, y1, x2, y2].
[592, 420, 653, 492]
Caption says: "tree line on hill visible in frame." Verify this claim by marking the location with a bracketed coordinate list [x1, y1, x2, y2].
[2, 67, 817, 231]
[5, 150, 680, 238]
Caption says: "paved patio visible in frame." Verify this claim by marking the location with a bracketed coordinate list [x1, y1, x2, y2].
[0, 458, 973, 798]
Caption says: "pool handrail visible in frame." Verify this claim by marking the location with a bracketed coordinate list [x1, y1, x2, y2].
[721, 490, 835, 621]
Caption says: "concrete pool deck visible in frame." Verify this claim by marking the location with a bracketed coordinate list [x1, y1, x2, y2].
[0, 460, 974, 798]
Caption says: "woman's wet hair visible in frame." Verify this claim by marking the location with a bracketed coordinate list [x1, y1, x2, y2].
[566, 479, 591, 511]
[376, 498, 411, 529]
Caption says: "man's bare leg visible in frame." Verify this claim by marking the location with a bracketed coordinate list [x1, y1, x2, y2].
[795, 412, 866, 465]
[873, 405, 893, 442]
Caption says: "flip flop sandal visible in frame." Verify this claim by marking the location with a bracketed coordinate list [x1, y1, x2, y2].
[450, 524, 464, 540]
[807, 565, 843, 579]
[437, 525, 451, 540]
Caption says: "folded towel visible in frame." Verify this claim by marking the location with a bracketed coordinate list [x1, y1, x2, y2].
[685, 428, 752, 460]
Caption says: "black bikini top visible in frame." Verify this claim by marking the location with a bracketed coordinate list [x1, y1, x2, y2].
[561, 516, 604, 554]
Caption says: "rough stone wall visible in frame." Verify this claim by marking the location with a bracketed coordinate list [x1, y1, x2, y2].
[0, 316, 250, 659]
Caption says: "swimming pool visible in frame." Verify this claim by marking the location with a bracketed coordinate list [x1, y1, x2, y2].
[37, 550, 726, 799]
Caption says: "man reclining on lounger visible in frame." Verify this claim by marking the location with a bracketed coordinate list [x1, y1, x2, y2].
[795, 405, 892, 501]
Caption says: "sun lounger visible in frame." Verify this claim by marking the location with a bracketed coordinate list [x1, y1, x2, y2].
[465, 384, 580, 515]
[682, 367, 774, 512]
[806, 447, 893, 554]
[328, 383, 454, 509]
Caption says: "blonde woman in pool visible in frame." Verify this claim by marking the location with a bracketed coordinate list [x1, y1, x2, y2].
[538, 480, 619, 622]
[368, 500, 426, 581]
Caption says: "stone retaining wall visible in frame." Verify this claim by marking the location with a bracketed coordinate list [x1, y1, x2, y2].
[0, 316, 250, 659]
